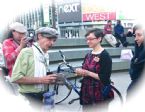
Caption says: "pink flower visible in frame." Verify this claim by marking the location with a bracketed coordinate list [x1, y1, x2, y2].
[93, 56, 100, 62]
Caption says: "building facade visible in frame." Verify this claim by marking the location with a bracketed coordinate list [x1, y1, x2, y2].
[13, 0, 135, 38]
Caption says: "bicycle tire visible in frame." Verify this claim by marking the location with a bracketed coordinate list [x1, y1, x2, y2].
[54, 83, 72, 104]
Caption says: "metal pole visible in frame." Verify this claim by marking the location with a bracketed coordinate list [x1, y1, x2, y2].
[51, 0, 56, 28]
[40, 3, 44, 27]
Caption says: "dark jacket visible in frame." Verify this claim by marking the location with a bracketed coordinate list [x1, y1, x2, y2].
[129, 43, 145, 80]
[114, 24, 124, 35]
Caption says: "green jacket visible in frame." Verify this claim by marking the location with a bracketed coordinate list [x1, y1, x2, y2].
[11, 47, 48, 93]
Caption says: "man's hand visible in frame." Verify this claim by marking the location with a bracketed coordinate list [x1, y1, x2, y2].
[40, 74, 57, 84]
[20, 37, 27, 49]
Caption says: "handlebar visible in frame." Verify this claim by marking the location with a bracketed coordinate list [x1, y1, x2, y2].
[58, 50, 75, 73]
[59, 50, 66, 63]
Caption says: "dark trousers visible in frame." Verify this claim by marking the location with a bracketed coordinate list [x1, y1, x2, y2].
[21, 92, 46, 108]
[114, 33, 128, 47]
[126, 79, 139, 98]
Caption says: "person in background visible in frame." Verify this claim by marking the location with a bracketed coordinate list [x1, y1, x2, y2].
[126, 28, 134, 37]
[10, 27, 58, 107]
[2, 22, 28, 76]
[114, 20, 128, 47]
[75, 28, 114, 112]
[127, 24, 145, 97]
[104, 20, 120, 47]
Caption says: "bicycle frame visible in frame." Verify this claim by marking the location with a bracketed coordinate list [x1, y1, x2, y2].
[54, 50, 80, 104]
[56, 62, 80, 96]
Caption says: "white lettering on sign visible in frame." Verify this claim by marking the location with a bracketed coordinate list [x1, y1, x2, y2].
[58, 3, 80, 13]
[83, 12, 116, 21]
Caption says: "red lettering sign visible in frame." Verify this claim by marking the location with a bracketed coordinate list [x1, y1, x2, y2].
[83, 12, 116, 21]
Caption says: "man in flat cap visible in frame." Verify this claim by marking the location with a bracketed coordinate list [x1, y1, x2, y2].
[2, 22, 28, 76]
[10, 27, 59, 107]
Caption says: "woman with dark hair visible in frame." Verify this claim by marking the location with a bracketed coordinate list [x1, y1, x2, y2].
[75, 28, 114, 112]
[127, 24, 145, 97]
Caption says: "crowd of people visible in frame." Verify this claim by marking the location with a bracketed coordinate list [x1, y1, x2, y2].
[0, 21, 144, 112]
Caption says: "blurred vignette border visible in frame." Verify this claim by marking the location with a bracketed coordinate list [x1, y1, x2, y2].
[1, 0, 145, 112]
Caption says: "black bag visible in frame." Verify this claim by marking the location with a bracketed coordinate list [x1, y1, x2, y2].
[0, 66, 9, 76]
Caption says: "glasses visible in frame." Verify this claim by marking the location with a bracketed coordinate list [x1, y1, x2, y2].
[86, 38, 97, 41]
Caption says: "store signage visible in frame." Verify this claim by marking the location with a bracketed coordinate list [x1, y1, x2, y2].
[83, 12, 116, 21]
[58, 3, 80, 13]
[57, 0, 82, 23]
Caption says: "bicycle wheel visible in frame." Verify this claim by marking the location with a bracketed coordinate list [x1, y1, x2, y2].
[111, 85, 123, 104]
[54, 83, 72, 104]
[54, 73, 72, 104]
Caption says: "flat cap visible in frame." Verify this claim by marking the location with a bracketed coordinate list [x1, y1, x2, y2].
[36, 27, 59, 38]
[9, 22, 27, 33]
